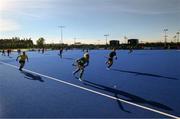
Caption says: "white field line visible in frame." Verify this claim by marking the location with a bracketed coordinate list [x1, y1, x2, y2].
[0, 61, 179, 119]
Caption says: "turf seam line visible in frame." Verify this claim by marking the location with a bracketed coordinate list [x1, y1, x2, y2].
[0, 61, 179, 119]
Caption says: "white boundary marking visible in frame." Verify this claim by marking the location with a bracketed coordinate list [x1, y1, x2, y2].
[0, 61, 179, 119]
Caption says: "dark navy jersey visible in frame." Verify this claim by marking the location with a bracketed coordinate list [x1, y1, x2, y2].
[109, 51, 116, 58]
[60, 50, 63, 53]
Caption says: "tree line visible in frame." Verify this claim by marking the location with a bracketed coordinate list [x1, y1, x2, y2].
[0, 37, 33, 49]
[0, 37, 180, 50]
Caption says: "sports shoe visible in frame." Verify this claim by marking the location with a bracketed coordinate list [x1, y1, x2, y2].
[106, 67, 110, 70]
[79, 78, 83, 81]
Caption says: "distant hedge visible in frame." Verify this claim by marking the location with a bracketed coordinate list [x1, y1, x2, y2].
[0, 37, 33, 49]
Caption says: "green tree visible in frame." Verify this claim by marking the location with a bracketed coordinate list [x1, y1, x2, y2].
[36, 37, 45, 48]
[0, 37, 34, 49]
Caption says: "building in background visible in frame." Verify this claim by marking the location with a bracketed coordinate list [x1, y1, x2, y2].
[74, 42, 82, 45]
[109, 40, 120, 46]
[128, 39, 139, 46]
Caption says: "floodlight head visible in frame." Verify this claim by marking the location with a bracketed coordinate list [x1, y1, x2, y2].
[58, 26, 65, 28]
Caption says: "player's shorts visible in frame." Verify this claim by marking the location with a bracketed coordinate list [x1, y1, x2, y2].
[19, 60, 25, 64]
[108, 57, 113, 62]
[76, 60, 84, 67]
[78, 62, 84, 67]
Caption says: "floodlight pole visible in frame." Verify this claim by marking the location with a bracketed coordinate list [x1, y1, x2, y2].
[97, 40, 100, 45]
[124, 36, 128, 44]
[177, 32, 180, 43]
[104, 34, 109, 46]
[73, 37, 77, 44]
[164, 29, 168, 47]
[58, 26, 65, 44]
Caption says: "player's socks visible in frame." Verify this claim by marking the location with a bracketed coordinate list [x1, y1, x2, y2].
[72, 71, 76, 75]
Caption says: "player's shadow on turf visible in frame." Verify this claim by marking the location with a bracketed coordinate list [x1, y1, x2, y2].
[83, 80, 130, 113]
[111, 68, 178, 80]
[63, 57, 76, 60]
[83, 80, 173, 112]
[21, 71, 44, 82]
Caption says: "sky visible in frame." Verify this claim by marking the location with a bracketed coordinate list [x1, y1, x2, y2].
[0, 0, 180, 44]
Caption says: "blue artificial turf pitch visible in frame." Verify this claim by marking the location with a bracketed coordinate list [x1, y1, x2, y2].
[0, 50, 180, 118]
